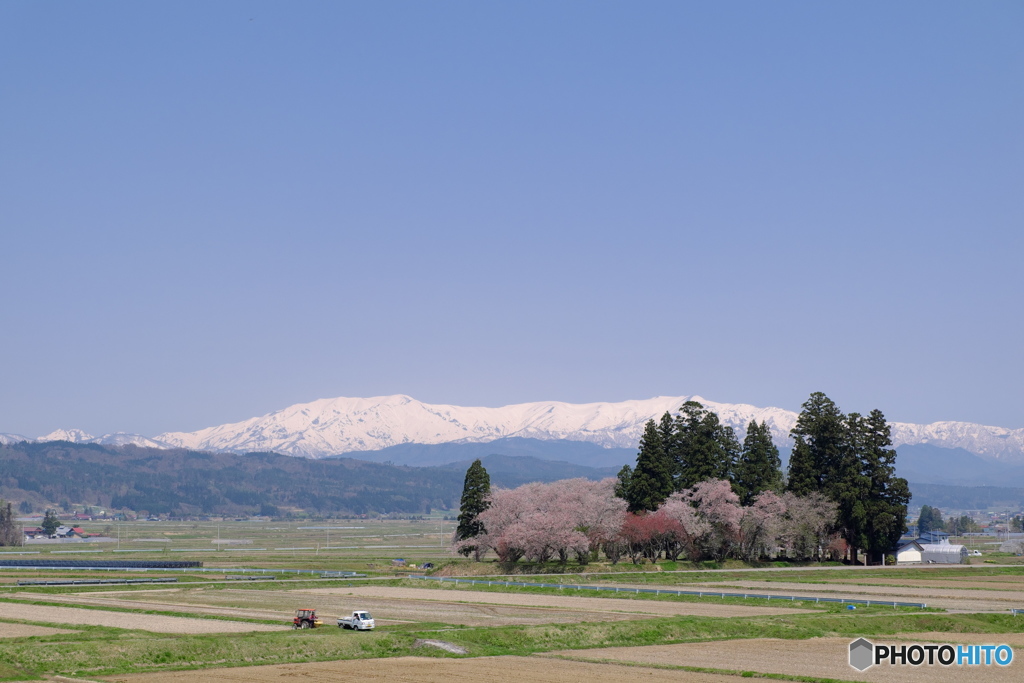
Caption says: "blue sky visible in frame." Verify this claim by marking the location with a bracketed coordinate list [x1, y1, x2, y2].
[2, 2, 1022, 436]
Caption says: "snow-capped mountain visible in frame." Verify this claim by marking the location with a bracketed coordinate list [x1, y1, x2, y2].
[12, 394, 1024, 463]
[37, 428, 96, 443]
[90, 432, 174, 449]
[33, 429, 170, 449]
[0, 433, 29, 445]
[889, 421, 1024, 460]
[153, 394, 1024, 462]
[155, 395, 747, 456]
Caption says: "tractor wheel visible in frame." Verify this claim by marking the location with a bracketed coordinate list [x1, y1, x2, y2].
[301, 621, 311, 629]
[292, 623, 298, 630]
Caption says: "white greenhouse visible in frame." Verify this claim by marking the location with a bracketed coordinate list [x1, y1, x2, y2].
[920, 539, 968, 564]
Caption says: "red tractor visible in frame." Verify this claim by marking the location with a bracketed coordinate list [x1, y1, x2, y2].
[292, 608, 323, 629]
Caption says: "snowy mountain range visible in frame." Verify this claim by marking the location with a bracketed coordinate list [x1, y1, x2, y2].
[0, 429, 169, 449]
[4, 394, 1023, 463]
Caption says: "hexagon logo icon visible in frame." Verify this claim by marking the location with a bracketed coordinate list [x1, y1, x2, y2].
[849, 638, 874, 671]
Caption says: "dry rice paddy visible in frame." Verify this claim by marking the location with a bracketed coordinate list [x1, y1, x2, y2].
[0, 602, 278, 634]
[96, 655, 742, 683]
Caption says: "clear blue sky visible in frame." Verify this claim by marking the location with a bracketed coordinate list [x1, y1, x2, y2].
[2, 2, 1021, 437]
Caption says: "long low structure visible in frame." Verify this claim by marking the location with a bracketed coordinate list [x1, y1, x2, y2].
[920, 539, 968, 564]
[895, 538, 967, 564]
[409, 575, 928, 608]
[0, 559, 202, 569]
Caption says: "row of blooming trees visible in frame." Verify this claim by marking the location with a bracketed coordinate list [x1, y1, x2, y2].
[452, 477, 838, 564]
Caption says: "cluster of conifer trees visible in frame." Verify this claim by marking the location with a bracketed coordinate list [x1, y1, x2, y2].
[616, 392, 910, 564]
[616, 401, 782, 512]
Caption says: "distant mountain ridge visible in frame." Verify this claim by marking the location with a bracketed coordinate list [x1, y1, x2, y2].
[7, 394, 1024, 463]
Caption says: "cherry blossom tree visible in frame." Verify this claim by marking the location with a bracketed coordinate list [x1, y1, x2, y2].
[454, 478, 625, 564]
[685, 479, 743, 561]
[738, 490, 786, 562]
[453, 474, 839, 566]
[779, 491, 837, 560]
[619, 511, 673, 564]
[551, 478, 626, 563]
[657, 493, 708, 561]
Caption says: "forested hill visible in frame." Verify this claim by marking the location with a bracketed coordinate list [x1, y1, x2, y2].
[0, 441, 465, 516]
[0, 442, 623, 517]
[2, 441, 986, 516]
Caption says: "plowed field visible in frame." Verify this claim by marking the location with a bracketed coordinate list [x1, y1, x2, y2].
[0, 602, 278, 634]
[96, 655, 740, 683]
[22, 584, 810, 628]
[550, 637, 1022, 682]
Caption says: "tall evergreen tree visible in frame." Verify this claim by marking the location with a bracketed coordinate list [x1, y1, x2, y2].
[41, 509, 60, 536]
[658, 411, 677, 471]
[672, 401, 737, 490]
[625, 419, 673, 512]
[838, 412, 872, 561]
[787, 393, 867, 560]
[853, 409, 910, 563]
[455, 459, 491, 559]
[614, 465, 633, 500]
[917, 505, 943, 533]
[786, 392, 849, 497]
[787, 393, 911, 564]
[0, 501, 20, 546]
[733, 420, 783, 505]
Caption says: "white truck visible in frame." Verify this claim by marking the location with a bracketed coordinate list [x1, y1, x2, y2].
[337, 610, 375, 630]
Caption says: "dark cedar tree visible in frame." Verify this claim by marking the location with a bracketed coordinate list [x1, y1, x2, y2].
[856, 409, 911, 563]
[624, 419, 673, 512]
[672, 401, 738, 490]
[733, 420, 783, 506]
[455, 459, 491, 557]
[786, 392, 849, 497]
